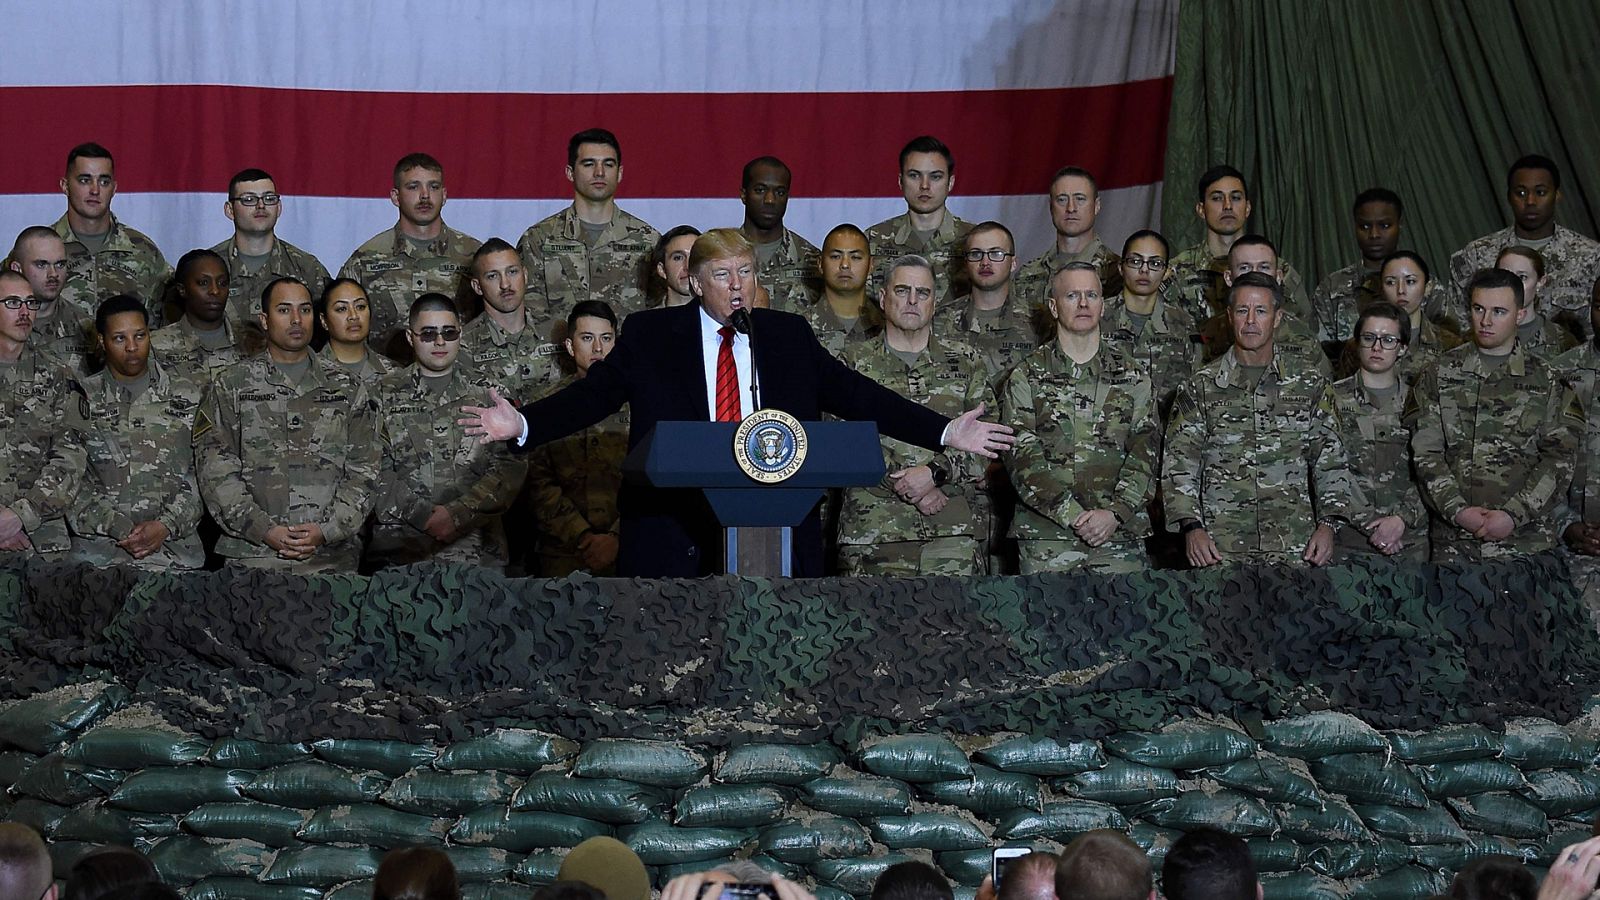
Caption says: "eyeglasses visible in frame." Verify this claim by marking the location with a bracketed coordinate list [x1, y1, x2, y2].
[230, 193, 281, 208]
[964, 249, 1014, 262]
[412, 326, 461, 343]
[1, 297, 42, 310]
[1358, 332, 1402, 348]
[1123, 256, 1167, 271]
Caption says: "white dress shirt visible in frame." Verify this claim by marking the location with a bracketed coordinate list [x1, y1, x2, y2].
[699, 306, 758, 420]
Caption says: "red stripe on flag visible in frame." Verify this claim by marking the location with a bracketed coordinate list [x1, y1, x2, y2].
[0, 80, 1171, 198]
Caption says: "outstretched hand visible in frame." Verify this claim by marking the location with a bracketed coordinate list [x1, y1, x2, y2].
[944, 403, 1014, 459]
[458, 388, 525, 444]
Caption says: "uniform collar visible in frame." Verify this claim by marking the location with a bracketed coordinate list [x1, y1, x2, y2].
[53, 211, 136, 254]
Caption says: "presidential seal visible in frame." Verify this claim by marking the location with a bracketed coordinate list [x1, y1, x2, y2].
[733, 409, 808, 483]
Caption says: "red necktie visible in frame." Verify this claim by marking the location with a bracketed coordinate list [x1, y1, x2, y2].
[715, 324, 740, 422]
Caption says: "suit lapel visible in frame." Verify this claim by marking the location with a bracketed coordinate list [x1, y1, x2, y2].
[678, 303, 711, 420]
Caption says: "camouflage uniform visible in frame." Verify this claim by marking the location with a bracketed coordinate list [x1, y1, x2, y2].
[192, 353, 381, 571]
[518, 206, 659, 321]
[834, 335, 993, 576]
[1406, 341, 1582, 561]
[0, 347, 85, 554]
[751, 228, 820, 311]
[1100, 293, 1202, 421]
[370, 361, 528, 569]
[1312, 261, 1386, 345]
[1001, 340, 1157, 573]
[1167, 243, 1317, 339]
[1449, 225, 1600, 340]
[66, 360, 206, 569]
[149, 316, 247, 380]
[337, 224, 481, 357]
[1012, 237, 1123, 319]
[459, 307, 567, 405]
[1552, 342, 1600, 629]
[211, 236, 331, 336]
[1163, 347, 1363, 565]
[51, 213, 172, 327]
[1328, 375, 1427, 563]
[27, 302, 95, 375]
[525, 374, 629, 576]
[932, 293, 1043, 387]
[316, 345, 394, 386]
[1333, 316, 1464, 384]
[804, 300, 877, 359]
[864, 212, 973, 302]
[1519, 314, 1582, 360]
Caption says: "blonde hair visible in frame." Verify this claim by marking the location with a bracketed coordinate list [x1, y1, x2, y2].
[689, 228, 755, 278]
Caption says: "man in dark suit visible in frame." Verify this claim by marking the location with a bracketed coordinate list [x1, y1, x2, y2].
[460, 228, 1014, 576]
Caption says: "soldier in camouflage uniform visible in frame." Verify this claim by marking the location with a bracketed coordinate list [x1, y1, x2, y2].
[1407, 268, 1583, 561]
[1164, 273, 1363, 568]
[738, 157, 819, 311]
[315, 279, 395, 385]
[150, 249, 248, 379]
[1497, 246, 1582, 358]
[7, 226, 94, 374]
[1450, 155, 1600, 341]
[462, 239, 567, 404]
[835, 255, 993, 576]
[211, 168, 331, 340]
[67, 296, 205, 569]
[338, 153, 480, 360]
[1099, 230, 1200, 421]
[935, 221, 1043, 384]
[865, 136, 972, 303]
[1197, 235, 1329, 379]
[1336, 252, 1464, 383]
[1312, 188, 1404, 345]
[1553, 279, 1600, 629]
[52, 143, 172, 328]
[1013, 167, 1123, 319]
[0, 271, 84, 555]
[518, 128, 659, 322]
[1002, 263, 1157, 573]
[192, 277, 381, 571]
[370, 295, 528, 569]
[526, 301, 629, 576]
[805, 224, 879, 358]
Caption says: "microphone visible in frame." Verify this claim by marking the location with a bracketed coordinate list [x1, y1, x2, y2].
[730, 308, 761, 411]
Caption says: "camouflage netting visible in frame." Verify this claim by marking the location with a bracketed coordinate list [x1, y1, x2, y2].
[3, 554, 1600, 899]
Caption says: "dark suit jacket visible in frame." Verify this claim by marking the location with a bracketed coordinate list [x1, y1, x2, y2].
[514, 301, 950, 576]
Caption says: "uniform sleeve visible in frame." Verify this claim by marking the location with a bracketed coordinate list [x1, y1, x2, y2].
[320, 387, 382, 544]
[193, 378, 276, 543]
[1307, 384, 1365, 527]
[12, 381, 87, 535]
[517, 225, 548, 311]
[1311, 276, 1337, 344]
[1001, 366, 1084, 530]
[61, 395, 134, 539]
[1503, 383, 1584, 527]
[1161, 379, 1206, 528]
[1107, 375, 1159, 528]
[1406, 365, 1470, 526]
[375, 411, 433, 532]
[442, 442, 529, 531]
[525, 441, 594, 547]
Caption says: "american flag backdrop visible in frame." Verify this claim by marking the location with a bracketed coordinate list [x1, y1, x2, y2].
[0, 0, 1177, 270]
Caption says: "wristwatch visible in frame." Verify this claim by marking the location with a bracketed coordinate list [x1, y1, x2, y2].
[928, 461, 950, 488]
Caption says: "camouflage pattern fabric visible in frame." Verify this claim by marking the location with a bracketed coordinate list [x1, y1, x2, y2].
[459, 307, 567, 406]
[316, 344, 394, 386]
[148, 316, 247, 380]
[1449, 225, 1600, 340]
[337, 224, 481, 357]
[211, 236, 332, 336]
[753, 228, 820, 311]
[26, 302, 95, 375]
[1328, 375, 1427, 563]
[1334, 316, 1464, 384]
[524, 374, 628, 577]
[803, 300, 877, 359]
[1012, 238, 1123, 317]
[1099, 293, 1202, 422]
[0, 347, 85, 553]
[932, 294, 1043, 387]
[51, 213, 172, 328]
[517, 206, 659, 321]
[864, 212, 972, 302]
[1554, 342, 1600, 535]
[1167, 244, 1316, 338]
[1519, 313, 1582, 360]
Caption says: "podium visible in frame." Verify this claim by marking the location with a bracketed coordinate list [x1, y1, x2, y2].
[623, 420, 885, 576]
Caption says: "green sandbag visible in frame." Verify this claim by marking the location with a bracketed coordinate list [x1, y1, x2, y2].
[54, 804, 178, 843]
[450, 808, 607, 851]
[1260, 871, 1344, 900]
[205, 738, 312, 769]
[46, 841, 102, 879]
[937, 848, 996, 886]
[657, 858, 735, 883]
[1307, 838, 1411, 878]
[260, 846, 384, 887]
[801, 775, 914, 817]
[0, 683, 129, 754]
[243, 761, 387, 808]
[923, 764, 1043, 814]
[750, 854, 805, 880]
[182, 802, 310, 847]
[869, 813, 988, 851]
[1139, 790, 1275, 836]
[994, 800, 1127, 840]
[1247, 839, 1306, 873]
[812, 854, 917, 894]
[758, 816, 872, 863]
[1446, 794, 1549, 839]
[1275, 798, 1373, 843]
[1207, 755, 1322, 808]
[1412, 836, 1527, 871]
[297, 803, 448, 848]
[108, 767, 251, 813]
[1501, 719, 1598, 770]
[1415, 760, 1526, 799]
[321, 883, 373, 900]
[815, 886, 854, 900]
[67, 726, 210, 768]
[10, 753, 125, 805]
[1131, 823, 1182, 866]
[436, 729, 579, 774]
[1386, 726, 1503, 764]
[310, 738, 436, 777]
[463, 883, 540, 900]
[1103, 722, 1256, 770]
[857, 735, 972, 783]
[674, 784, 788, 828]
[1526, 824, 1595, 865]
[1520, 770, 1600, 817]
[512, 850, 567, 885]
[1348, 865, 1448, 900]
[1060, 759, 1179, 804]
[381, 770, 519, 816]
[573, 739, 709, 787]
[147, 835, 276, 885]
[974, 736, 1106, 776]
[445, 846, 519, 883]
[187, 877, 322, 900]
[512, 772, 667, 824]
[0, 750, 35, 787]
[718, 743, 842, 785]
[620, 819, 750, 864]
[1310, 754, 1429, 808]
[1353, 803, 1469, 844]
[1263, 712, 1389, 759]
[7, 797, 71, 836]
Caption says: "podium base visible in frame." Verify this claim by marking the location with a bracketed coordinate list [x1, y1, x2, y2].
[726, 526, 792, 577]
